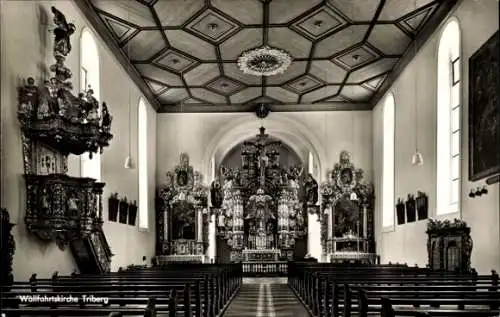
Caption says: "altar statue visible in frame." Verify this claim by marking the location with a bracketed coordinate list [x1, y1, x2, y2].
[304, 173, 318, 205]
[210, 178, 223, 208]
[246, 188, 274, 231]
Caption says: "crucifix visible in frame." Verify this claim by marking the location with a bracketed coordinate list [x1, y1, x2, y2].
[243, 126, 281, 187]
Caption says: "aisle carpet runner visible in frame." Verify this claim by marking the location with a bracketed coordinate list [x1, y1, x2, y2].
[223, 283, 310, 317]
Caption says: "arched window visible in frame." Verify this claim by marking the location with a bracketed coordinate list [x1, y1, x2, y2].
[80, 28, 101, 180]
[436, 19, 461, 215]
[138, 98, 149, 229]
[382, 93, 395, 228]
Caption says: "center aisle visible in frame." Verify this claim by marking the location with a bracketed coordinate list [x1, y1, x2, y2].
[223, 279, 310, 317]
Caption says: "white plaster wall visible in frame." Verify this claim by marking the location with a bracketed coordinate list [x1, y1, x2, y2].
[0, 0, 156, 279]
[373, 0, 499, 273]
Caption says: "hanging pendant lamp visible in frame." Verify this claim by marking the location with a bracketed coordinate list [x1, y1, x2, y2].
[411, 21, 424, 167]
[124, 14, 134, 170]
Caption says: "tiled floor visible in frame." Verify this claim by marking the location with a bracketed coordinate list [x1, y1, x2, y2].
[223, 282, 310, 317]
[242, 277, 288, 284]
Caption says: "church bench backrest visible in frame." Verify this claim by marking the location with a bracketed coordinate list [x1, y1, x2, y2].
[292, 271, 499, 317]
[380, 297, 500, 317]
[1, 307, 153, 316]
[3, 269, 240, 317]
[357, 289, 500, 317]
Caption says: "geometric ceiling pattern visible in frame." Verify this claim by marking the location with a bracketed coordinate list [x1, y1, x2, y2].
[79, 0, 457, 112]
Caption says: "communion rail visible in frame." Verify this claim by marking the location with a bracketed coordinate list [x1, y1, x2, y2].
[242, 261, 288, 277]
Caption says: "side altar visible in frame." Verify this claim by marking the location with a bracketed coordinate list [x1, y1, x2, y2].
[155, 154, 209, 264]
[320, 151, 377, 264]
[212, 127, 307, 264]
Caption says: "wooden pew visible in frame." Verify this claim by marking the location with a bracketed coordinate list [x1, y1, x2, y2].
[1, 296, 157, 317]
[380, 297, 500, 317]
[288, 262, 499, 317]
[2, 263, 242, 317]
[358, 288, 500, 317]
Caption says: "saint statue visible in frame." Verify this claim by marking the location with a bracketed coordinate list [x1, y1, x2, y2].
[67, 196, 79, 217]
[246, 188, 274, 231]
[51, 6, 76, 57]
[304, 173, 318, 205]
[19, 77, 37, 117]
[101, 102, 112, 132]
[210, 178, 223, 208]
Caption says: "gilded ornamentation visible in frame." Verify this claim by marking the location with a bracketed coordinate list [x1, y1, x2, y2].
[51, 6, 76, 57]
[18, 7, 113, 159]
[17, 8, 114, 273]
[23, 174, 105, 250]
[320, 151, 375, 258]
[156, 153, 209, 261]
[217, 127, 307, 262]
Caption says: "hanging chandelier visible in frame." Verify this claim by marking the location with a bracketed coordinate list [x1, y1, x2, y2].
[237, 45, 292, 77]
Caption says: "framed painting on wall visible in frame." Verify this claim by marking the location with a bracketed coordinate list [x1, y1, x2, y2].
[468, 31, 499, 181]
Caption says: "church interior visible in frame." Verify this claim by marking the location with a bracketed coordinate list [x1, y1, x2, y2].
[0, 0, 499, 316]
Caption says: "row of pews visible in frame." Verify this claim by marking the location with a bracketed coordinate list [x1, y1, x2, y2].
[1, 263, 242, 317]
[288, 262, 500, 317]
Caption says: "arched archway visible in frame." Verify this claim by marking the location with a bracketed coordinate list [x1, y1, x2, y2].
[202, 114, 327, 183]
[205, 115, 326, 262]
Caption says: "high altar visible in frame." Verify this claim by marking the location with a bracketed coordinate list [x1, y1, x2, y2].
[213, 127, 307, 263]
[320, 151, 376, 264]
[155, 154, 209, 264]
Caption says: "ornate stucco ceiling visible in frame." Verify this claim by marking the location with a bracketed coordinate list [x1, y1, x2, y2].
[76, 0, 457, 112]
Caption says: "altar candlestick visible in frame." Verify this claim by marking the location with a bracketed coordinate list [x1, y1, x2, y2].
[357, 221, 360, 253]
[363, 206, 367, 238]
[327, 207, 333, 239]
[197, 211, 203, 242]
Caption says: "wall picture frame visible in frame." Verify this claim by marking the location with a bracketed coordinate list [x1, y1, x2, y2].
[468, 31, 499, 181]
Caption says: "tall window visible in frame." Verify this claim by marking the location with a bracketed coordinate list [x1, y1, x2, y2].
[382, 93, 395, 228]
[138, 98, 149, 229]
[437, 19, 461, 215]
[80, 28, 101, 180]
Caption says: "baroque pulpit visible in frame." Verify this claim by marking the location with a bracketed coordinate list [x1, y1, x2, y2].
[16, 6, 113, 273]
[213, 127, 306, 265]
[155, 153, 209, 264]
[320, 151, 376, 263]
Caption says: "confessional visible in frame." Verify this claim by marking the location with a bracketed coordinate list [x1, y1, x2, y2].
[427, 219, 473, 272]
[155, 153, 209, 264]
[320, 151, 376, 264]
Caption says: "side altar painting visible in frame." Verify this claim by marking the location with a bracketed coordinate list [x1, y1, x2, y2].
[212, 127, 309, 263]
[155, 153, 209, 264]
[320, 151, 375, 264]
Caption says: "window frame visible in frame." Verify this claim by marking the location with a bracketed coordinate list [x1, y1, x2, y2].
[382, 92, 396, 231]
[79, 28, 101, 181]
[138, 97, 149, 230]
[436, 18, 462, 216]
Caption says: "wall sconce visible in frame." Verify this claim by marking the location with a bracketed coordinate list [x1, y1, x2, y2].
[469, 185, 488, 198]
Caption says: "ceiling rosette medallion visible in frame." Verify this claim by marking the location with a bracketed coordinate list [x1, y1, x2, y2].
[237, 45, 292, 77]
